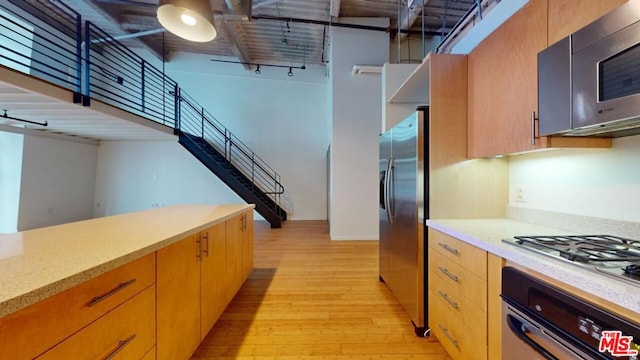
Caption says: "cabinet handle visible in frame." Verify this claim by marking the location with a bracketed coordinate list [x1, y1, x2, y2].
[438, 290, 459, 309]
[104, 334, 136, 360]
[438, 266, 459, 282]
[203, 232, 210, 257]
[438, 242, 459, 255]
[438, 324, 459, 348]
[196, 235, 202, 261]
[87, 279, 136, 307]
[531, 111, 537, 146]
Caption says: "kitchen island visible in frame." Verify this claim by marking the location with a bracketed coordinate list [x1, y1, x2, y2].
[0, 204, 254, 359]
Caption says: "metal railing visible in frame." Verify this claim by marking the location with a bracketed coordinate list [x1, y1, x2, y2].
[178, 90, 285, 214]
[0, 0, 82, 96]
[84, 21, 177, 127]
[0, 0, 285, 216]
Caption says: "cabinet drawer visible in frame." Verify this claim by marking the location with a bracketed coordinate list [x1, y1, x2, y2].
[429, 249, 487, 311]
[0, 253, 155, 359]
[38, 285, 156, 360]
[429, 229, 487, 279]
[429, 290, 487, 360]
[429, 274, 487, 344]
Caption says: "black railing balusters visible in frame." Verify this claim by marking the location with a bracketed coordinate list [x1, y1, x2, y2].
[201, 106, 205, 138]
[74, 10, 82, 102]
[141, 59, 146, 112]
[83, 20, 91, 106]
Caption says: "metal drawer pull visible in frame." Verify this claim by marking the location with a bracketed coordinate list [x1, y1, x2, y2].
[88, 279, 137, 307]
[438, 290, 459, 309]
[203, 233, 210, 257]
[438, 242, 459, 255]
[104, 334, 136, 360]
[438, 266, 459, 282]
[438, 324, 459, 348]
[196, 235, 202, 261]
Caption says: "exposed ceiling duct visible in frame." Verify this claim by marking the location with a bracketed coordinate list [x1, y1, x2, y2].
[397, 0, 426, 41]
[75, 0, 476, 67]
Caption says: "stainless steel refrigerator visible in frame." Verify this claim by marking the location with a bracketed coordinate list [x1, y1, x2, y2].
[379, 106, 428, 336]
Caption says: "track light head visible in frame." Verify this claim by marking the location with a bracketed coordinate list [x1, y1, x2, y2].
[288, 67, 293, 77]
[255, 65, 261, 74]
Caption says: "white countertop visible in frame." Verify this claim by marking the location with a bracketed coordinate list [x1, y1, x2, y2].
[0, 204, 253, 318]
[426, 218, 640, 315]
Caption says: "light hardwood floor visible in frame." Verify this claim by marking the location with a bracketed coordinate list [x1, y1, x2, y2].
[192, 220, 451, 360]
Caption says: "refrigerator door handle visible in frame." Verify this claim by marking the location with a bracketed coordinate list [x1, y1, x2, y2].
[385, 157, 394, 224]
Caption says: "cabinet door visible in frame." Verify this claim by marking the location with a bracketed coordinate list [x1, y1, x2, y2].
[468, 0, 548, 158]
[200, 222, 227, 339]
[226, 214, 244, 297]
[242, 211, 254, 281]
[156, 234, 201, 360]
[548, 0, 628, 45]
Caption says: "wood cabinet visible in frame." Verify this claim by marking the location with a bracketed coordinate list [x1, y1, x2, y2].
[38, 285, 156, 360]
[200, 222, 227, 339]
[428, 229, 488, 360]
[428, 229, 504, 360]
[548, 0, 628, 45]
[156, 233, 202, 360]
[468, 0, 611, 158]
[242, 211, 254, 281]
[157, 210, 254, 360]
[0, 253, 156, 359]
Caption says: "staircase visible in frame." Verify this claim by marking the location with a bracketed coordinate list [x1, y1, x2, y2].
[0, 1, 287, 227]
[176, 91, 287, 228]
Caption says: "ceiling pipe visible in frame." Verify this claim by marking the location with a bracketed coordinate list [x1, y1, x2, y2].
[90, 28, 166, 44]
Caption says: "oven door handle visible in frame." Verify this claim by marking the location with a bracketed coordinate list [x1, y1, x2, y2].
[507, 314, 560, 360]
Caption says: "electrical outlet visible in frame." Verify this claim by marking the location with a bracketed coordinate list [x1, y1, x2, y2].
[515, 186, 526, 203]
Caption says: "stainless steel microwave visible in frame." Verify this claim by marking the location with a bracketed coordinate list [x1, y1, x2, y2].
[539, 0, 640, 137]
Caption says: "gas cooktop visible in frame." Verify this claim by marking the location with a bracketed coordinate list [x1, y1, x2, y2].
[503, 234, 640, 285]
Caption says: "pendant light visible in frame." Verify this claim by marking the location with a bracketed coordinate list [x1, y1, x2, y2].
[157, 0, 217, 42]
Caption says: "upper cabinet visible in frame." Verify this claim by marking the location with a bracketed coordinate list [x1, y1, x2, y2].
[548, 0, 628, 45]
[467, 0, 616, 158]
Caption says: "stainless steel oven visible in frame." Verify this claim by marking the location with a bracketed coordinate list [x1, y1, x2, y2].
[502, 267, 640, 360]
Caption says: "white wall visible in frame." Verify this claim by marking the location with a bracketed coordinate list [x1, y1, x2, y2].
[17, 135, 97, 230]
[94, 53, 330, 220]
[0, 131, 23, 233]
[94, 140, 249, 216]
[329, 18, 390, 240]
[509, 135, 640, 222]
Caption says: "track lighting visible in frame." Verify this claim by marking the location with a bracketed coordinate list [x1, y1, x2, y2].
[157, 0, 217, 42]
[255, 65, 261, 74]
[288, 67, 293, 77]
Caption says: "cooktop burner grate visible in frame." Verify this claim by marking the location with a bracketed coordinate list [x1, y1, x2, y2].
[513, 235, 640, 263]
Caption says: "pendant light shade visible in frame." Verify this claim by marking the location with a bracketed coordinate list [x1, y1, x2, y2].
[157, 0, 217, 42]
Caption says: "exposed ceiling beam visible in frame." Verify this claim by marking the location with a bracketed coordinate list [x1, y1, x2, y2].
[330, 0, 341, 18]
[217, 21, 253, 70]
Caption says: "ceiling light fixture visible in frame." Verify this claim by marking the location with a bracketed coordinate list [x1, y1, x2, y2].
[157, 0, 217, 42]
[288, 67, 293, 77]
[255, 65, 261, 74]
